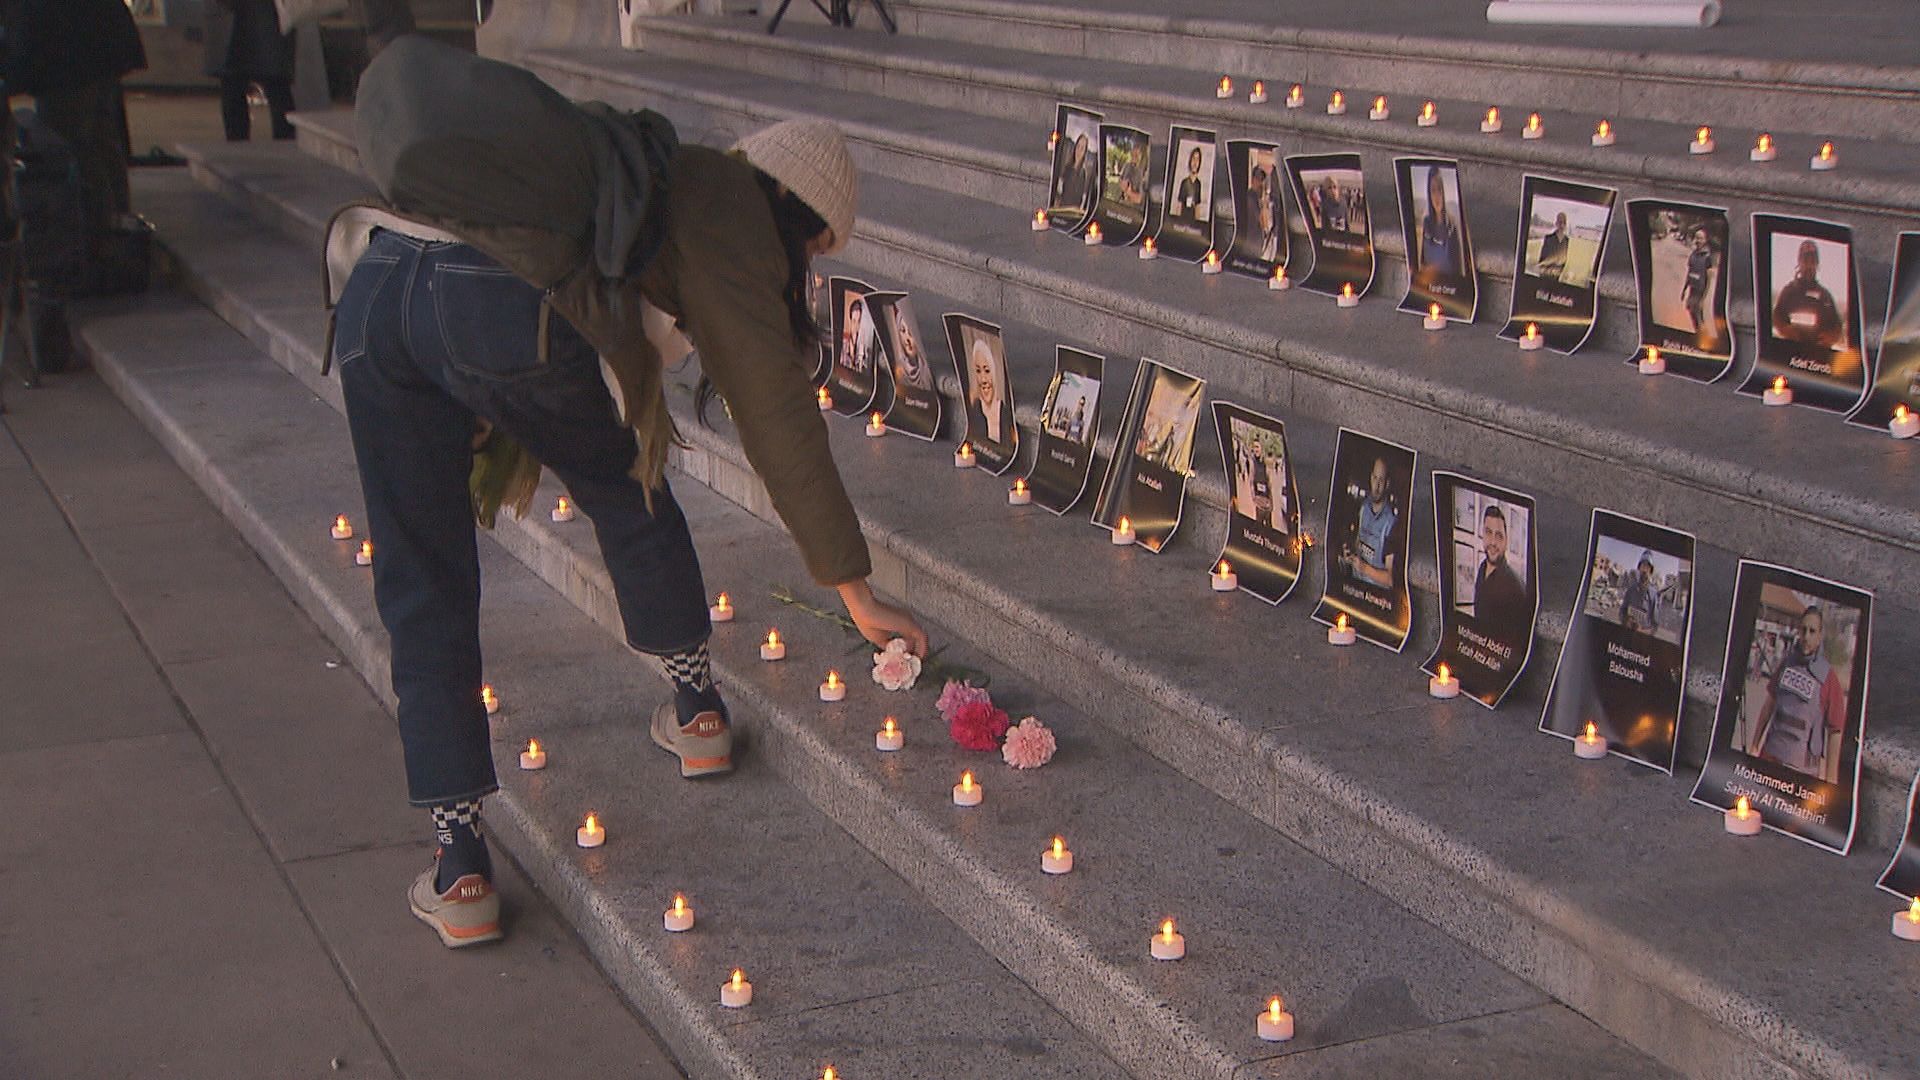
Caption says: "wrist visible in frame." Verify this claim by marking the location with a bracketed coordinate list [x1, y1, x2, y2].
[836, 578, 874, 609]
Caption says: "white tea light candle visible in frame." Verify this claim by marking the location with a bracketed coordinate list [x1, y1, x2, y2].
[330, 514, 353, 541]
[1690, 126, 1715, 154]
[1523, 112, 1543, 140]
[550, 497, 575, 523]
[1423, 303, 1446, 331]
[720, 969, 752, 1008]
[1285, 84, 1305, 108]
[1257, 996, 1295, 1042]
[1368, 96, 1388, 121]
[1336, 282, 1359, 308]
[1481, 107, 1502, 134]
[760, 629, 786, 662]
[1894, 897, 1920, 941]
[865, 412, 886, 437]
[1211, 560, 1238, 592]
[1327, 612, 1357, 646]
[1150, 918, 1186, 960]
[577, 812, 605, 848]
[1327, 90, 1346, 115]
[1639, 346, 1665, 375]
[1891, 404, 1919, 439]
[1008, 479, 1032, 506]
[1574, 722, 1608, 759]
[1429, 663, 1460, 699]
[1030, 208, 1049, 231]
[1111, 516, 1136, 545]
[875, 716, 903, 751]
[953, 770, 983, 807]
[709, 592, 735, 622]
[519, 738, 546, 770]
[1139, 237, 1159, 260]
[481, 684, 500, 715]
[1248, 80, 1268, 105]
[953, 441, 976, 468]
[1519, 323, 1544, 351]
[1811, 141, 1838, 171]
[664, 893, 695, 933]
[1591, 119, 1614, 147]
[1764, 376, 1792, 406]
[1042, 836, 1074, 874]
[1724, 795, 1762, 835]
[1417, 101, 1437, 127]
[1750, 133, 1776, 162]
[819, 670, 846, 702]
[356, 540, 374, 566]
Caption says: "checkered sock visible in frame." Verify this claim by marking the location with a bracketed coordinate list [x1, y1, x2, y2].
[654, 641, 725, 727]
[430, 798, 492, 892]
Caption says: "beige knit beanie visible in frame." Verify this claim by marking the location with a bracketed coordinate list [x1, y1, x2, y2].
[733, 119, 857, 255]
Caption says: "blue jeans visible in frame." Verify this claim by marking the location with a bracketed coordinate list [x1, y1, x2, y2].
[335, 230, 710, 805]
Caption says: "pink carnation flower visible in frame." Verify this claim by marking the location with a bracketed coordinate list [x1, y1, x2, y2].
[1000, 716, 1056, 769]
[948, 700, 1011, 752]
[871, 638, 922, 692]
[936, 678, 992, 719]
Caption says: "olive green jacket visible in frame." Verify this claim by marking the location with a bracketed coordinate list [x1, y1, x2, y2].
[324, 145, 871, 587]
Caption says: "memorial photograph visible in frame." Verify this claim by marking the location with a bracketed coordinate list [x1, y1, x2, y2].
[1499, 175, 1617, 354]
[1423, 473, 1537, 708]
[1627, 199, 1733, 377]
[1225, 140, 1286, 279]
[943, 313, 1019, 474]
[1311, 428, 1416, 651]
[1741, 214, 1867, 412]
[1213, 402, 1303, 604]
[1047, 104, 1102, 234]
[1394, 158, 1476, 322]
[1284, 153, 1376, 297]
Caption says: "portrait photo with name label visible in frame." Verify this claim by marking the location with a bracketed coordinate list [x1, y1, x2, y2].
[1150, 126, 1219, 262]
[1499, 175, 1617, 354]
[1847, 231, 1920, 431]
[1540, 510, 1695, 773]
[1092, 124, 1152, 247]
[1741, 214, 1867, 412]
[1284, 152, 1375, 297]
[1024, 346, 1104, 514]
[1690, 561, 1872, 855]
[869, 293, 940, 441]
[1422, 473, 1538, 709]
[1211, 402, 1303, 604]
[1393, 157, 1476, 323]
[943, 313, 1019, 475]
[826, 276, 881, 415]
[1224, 140, 1286, 280]
[1311, 428, 1416, 652]
[1626, 199, 1733, 379]
[1092, 359, 1206, 552]
[1047, 104, 1103, 235]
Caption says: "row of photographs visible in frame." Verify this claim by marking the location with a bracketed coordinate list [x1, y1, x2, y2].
[1045, 104, 1920, 428]
[807, 285, 1919, 894]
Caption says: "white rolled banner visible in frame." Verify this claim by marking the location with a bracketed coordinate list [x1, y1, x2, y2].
[1486, 1, 1720, 28]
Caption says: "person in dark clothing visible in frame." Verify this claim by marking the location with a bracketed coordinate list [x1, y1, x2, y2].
[1772, 239, 1843, 351]
[1681, 228, 1716, 332]
[1535, 212, 1570, 280]
[1472, 504, 1530, 651]
[1619, 552, 1660, 635]
[204, 0, 297, 141]
[0, 0, 146, 239]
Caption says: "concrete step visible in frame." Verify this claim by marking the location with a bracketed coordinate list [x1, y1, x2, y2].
[135, 151, 1920, 1079]
[67, 288, 1135, 1080]
[248, 119, 1920, 622]
[166, 132, 1920, 818]
[883, 0, 1920, 144]
[76, 184, 1678, 1080]
[626, 14, 1920, 242]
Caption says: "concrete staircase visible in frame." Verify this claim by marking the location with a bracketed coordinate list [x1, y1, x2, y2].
[71, 4, 1920, 1077]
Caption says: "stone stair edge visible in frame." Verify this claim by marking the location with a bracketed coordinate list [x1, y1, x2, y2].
[628, 16, 1920, 216]
[68, 292, 1144, 1080]
[123, 166, 1920, 1076]
[156, 142, 1920, 787]
[886, 0, 1920, 95]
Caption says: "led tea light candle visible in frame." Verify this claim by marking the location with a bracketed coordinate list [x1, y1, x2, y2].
[1111, 516, 1136, 545]
[356, 539, 374, 566]
[1150, 918, 1186, 961]
[819, 670, 846, 702]
[1336, 282, 1359, 308]
[1893, 897, 1920, 942]
[720, 969, 753, 1008]
[821, 1069, 838, 1080]
[1519, 323, 1544, 351]
[709, 592, 735, 622]
[953, 770, 983, 807]
[1031, 208, 1049, 232]
[481, 684, 500, 715]
[550, 496, 575, 523]
[1368, 96, 1388, 121]
[1574, 721, 1608, 759]
[1481, 107, 1502, 134]
[1639, 346, 1665, 375]
[1811, 141, 1838, 171]
[1523, 112, 1543, 140]
[577, 812, 605, 848]
[330, 514, 353, 541]
[1286, 83, 1305, 109]
[1216, 75, 1234, 99]
[1257, 996, 1296, 1042]
[1008, 478, 1032, 505]
[1429, 662, 1460, 699]
[1211, 560, 1238, 591]
[1423, 302, 1446, 331]
[1764, 376, 1792, 406]
[1084, 221, 1104, 246]
[865, 412, 886, 437]
[1890, 404, 1919, 439]
[1248, 80, 1268, 105]
[519, 738, 547, 770]
[664, 893, 695, 933]
[817, 386, 833, 410]
[1724, 795, 1762, 835]
[1326, 90, 1346, 116]
[1418, 100, 1437, 127]
[1047, 130, 1058, 153]
[1268, 268, 1291, 291]
[1690, 126, 1715, 155]
[1327, 612, 1356, 646]
[1591, 119, 1614, 147]
[1042, 836, 1074, 874]
[1202, 250, 1223, 275]
[760, 629, 786, 661]
[953, 441, 976, 468]
[1750, 133, 1776, 162]
[1139, 236, 1159, 260]
[875, 716, 903, 751]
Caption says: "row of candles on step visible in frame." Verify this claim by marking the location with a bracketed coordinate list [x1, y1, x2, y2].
[1186, 78, 1840, 170]
[327, 514, 1920, 947]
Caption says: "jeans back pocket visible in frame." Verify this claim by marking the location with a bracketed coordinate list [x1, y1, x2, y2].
[432, 263, 550, 383]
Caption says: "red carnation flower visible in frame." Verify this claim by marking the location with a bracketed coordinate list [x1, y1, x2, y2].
[948, 700, 1011, 751]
